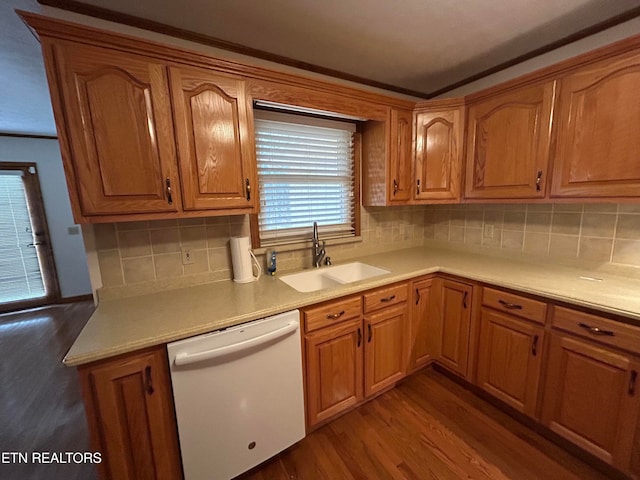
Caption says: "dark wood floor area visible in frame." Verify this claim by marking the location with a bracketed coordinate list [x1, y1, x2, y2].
[0, 300, 97, 480]
[238, 368, 622, 480]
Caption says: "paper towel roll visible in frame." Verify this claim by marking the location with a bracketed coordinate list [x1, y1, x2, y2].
[230, 236, 258, 283]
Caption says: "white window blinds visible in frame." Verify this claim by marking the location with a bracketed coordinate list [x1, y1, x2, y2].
[255, 117, 356, 246]
[0, 170, 46, 303]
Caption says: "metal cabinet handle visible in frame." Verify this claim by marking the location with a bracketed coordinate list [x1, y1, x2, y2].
[367, 323, 372, 343]
[532, 335, 539, 356]
[578, 322, 615, 336]
[630, 370, 638, 396]
[415, 288, 420, 305]
[326, 310, 345, 320]
[416, 179, 421, 195]
[380, 294, 396, 303]
[245, 178, 251, 201]
[144, 366, 154, 395]
[393, 179, 399, 196]
[165, 178, 173, 205]
[499, 299, 523, 310]
[357, 327, 362, 347]
[463, 291, 468, 309]
[536, 170, 543, 191]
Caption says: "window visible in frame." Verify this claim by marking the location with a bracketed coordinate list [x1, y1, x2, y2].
[253, 111, 358, 247]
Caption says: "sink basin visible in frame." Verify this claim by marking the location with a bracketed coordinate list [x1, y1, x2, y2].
[279, 262, 390, 292]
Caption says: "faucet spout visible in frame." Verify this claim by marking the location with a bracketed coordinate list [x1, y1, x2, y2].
[312, 221, 326, 268]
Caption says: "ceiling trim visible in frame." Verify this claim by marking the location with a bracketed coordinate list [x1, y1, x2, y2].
[35, 0, 640, 99]
[35, 0, 431, 99]
[1, 132, 57, 140]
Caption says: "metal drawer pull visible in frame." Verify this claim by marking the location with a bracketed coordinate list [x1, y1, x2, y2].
[380, 295, 396, 303]
[357, 327, 362, 347]
[326, 310, 345, 320]
[416, 179, 421, 195]
[145, 366, 154, 395]
[532, 335, 539, 356]
[498, 299, 523, 310]
[630, 370, 638, 396]
[368, 323, 372, 343]
[578, 322, 615, 336]
[165, 178, 173, 205]
[536, 170, 543, 191]
[393, 179, 399, 195]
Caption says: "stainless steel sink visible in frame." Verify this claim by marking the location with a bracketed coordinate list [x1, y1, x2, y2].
[279, 262, 390, 292]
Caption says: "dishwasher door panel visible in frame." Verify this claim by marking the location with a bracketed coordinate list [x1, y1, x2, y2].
[167, 310, 305, 480]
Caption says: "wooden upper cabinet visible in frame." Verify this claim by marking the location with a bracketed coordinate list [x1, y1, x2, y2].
[50, 41, 180, 218]
[170, 66, 257, 211]
[464, 81, 555, 199]
[551, 51, 640, 198]
[413, 103, 464, 202]
[362, 108, 412, 206]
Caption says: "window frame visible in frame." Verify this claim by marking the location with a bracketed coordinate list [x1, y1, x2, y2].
[249, 109, 361, 249]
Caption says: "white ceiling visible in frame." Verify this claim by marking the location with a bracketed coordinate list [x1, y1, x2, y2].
[2, 0, 640, 136]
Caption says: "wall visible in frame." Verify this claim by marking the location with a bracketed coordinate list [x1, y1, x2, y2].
[0, 136, 91, 297]
[93, 205, 428, 300]
[423, 203, 640, 275]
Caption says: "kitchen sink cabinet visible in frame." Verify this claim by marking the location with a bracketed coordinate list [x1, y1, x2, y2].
[45, 40, 181, 220]
[304, 317, 364, 428]
[169, 65, 257, 212]
[413, 100, 464, 202]
[540, 332, 640, 472]
[550, 50, 640, 198]
[362, 108, 413, 206]
[408, 277, 437, 371]
[464, 81, 555, 199]
[432, 277, 474, 378]
[78, 346, 182, 480]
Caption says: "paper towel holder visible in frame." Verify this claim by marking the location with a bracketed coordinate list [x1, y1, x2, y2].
[230, 236, 262, 283]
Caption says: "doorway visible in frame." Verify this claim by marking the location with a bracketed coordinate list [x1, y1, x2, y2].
[0, 162, 59, 313]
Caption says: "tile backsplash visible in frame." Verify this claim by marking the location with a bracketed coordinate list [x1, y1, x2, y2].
[93, 205, 429, 298]
[423, 203, 640, 271]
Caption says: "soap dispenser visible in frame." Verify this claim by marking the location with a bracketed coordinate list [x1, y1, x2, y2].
[267, 250, 277, 276]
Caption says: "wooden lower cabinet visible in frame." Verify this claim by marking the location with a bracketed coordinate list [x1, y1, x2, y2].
[408, 277, 436, 371]
[433, 278, 473, 377]
[540, 333, 640, 472]
[304, 318, 364, 427]
[78, 346, 182, 480]
[476, 308, 544, 417]
[364, 304, 408, 396]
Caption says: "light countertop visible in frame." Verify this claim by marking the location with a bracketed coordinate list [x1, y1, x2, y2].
[64, 246, 640, 366]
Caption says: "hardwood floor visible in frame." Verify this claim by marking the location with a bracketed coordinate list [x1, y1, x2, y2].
[0, 301, 97, 480]
[238, 368, 624, 480]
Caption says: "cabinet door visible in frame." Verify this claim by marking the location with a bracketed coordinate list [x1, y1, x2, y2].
[170, 66, 257, 211]
[541, 333, 640, 471]
[414, 107, 463, 201]
[364, 304, 408, 397]
[433, 278, 473, 377]
[409, 278, 436, 371]
[52, 41, 179, 217]
[551, 52, 640, 198]
[388, 108, 413, 202]
[80, 347, 182, 480]
[465, 82, 555, 199]
[476, 309, 544, 417]
[305, 318, 364, 427]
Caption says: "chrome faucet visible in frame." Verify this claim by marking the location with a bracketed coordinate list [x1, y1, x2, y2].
[312, 221, 326, 268]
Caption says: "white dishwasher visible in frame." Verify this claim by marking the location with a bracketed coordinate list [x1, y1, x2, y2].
[167, 310, 305, 480]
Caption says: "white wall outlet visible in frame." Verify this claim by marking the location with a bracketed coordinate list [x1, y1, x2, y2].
[484, 224, 494, 239]
[181, 247, 194, 265]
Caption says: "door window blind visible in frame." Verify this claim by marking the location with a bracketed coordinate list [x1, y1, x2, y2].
[255, 118, 356, 246]
[0, 170, 46, 303]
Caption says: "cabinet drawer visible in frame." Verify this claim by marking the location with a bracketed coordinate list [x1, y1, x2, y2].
[482, 287, 547, 325]
[363, 283, 408, 313]
[552, 306, 640, 354]
[304, 297, 362, 333]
